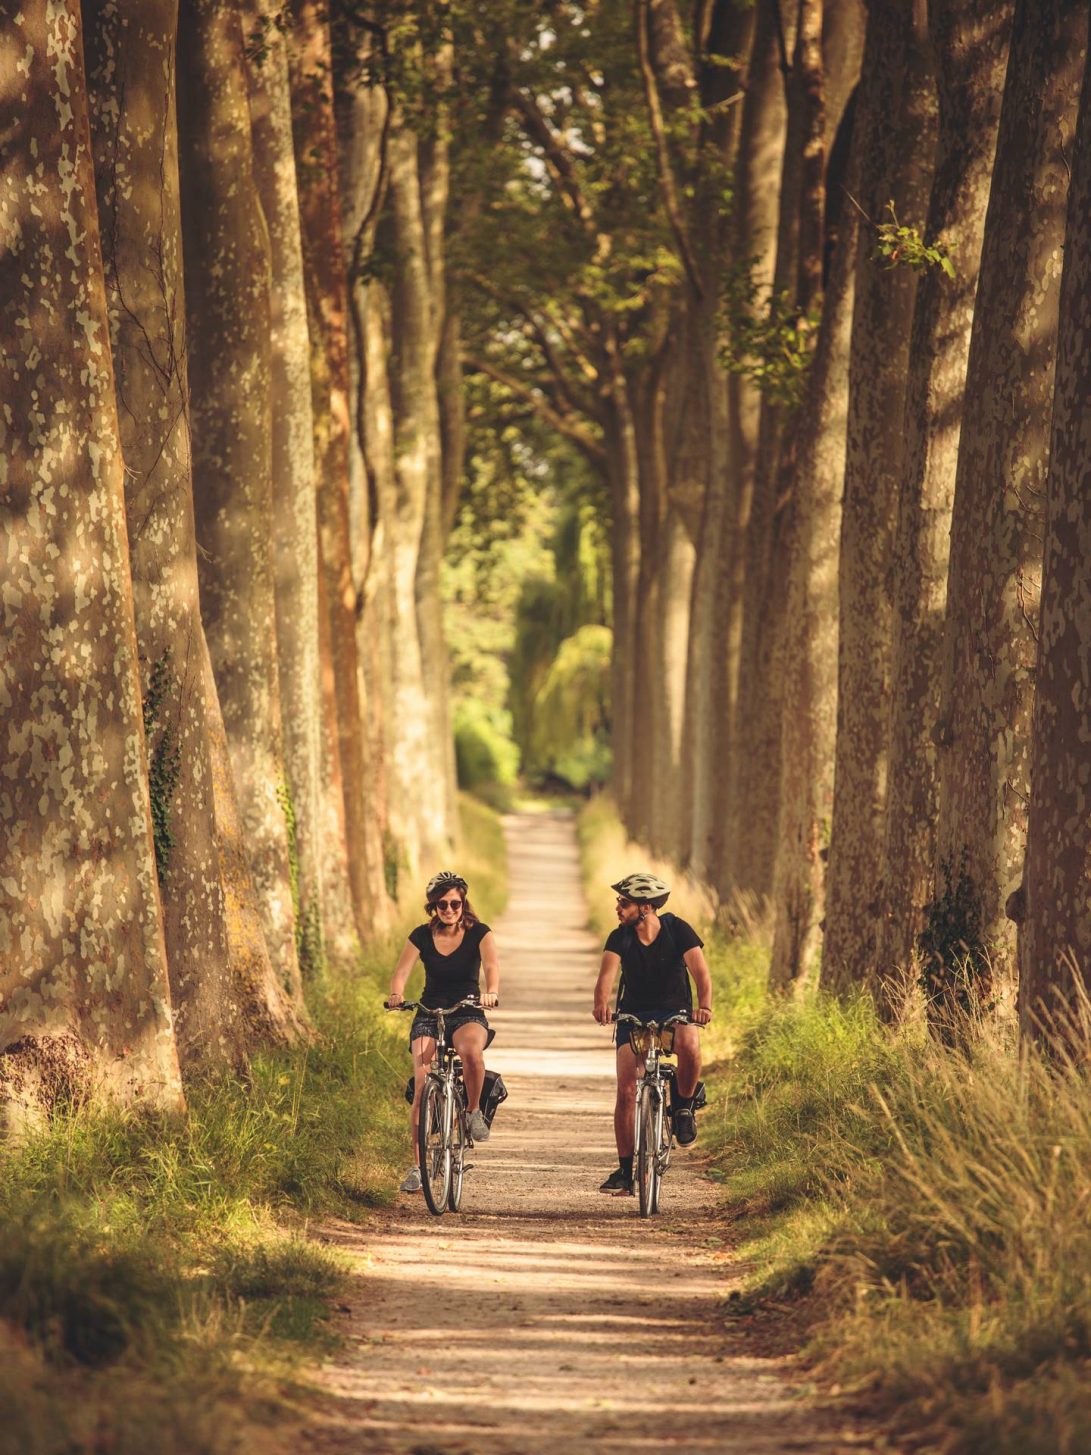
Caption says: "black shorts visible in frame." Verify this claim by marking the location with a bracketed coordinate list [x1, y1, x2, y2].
[409, 1007, 494, 1050]
[615, 1005, 690, 1049]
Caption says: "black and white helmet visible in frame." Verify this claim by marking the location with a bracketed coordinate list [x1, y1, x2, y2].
[611, 872, 670, 908]
[426, 869, 468, 900]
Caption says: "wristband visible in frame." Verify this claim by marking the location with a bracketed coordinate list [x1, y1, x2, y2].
[698, 1005, 712, 1012]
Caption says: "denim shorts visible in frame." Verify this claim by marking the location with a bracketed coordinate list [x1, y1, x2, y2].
[409, 1007, 494, 1050]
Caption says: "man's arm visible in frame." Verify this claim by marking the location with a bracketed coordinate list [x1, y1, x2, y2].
[684, 946, 713, 1025]
[593, 951, 621, 1024]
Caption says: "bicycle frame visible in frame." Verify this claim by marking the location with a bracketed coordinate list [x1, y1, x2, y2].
[616, 1012, 690, 1217]
[389, 999, 479, 1216]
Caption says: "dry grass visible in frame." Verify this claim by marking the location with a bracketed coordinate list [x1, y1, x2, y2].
[577, 795, 1091, 1455]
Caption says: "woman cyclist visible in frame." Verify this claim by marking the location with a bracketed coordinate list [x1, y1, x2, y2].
[386, 871, 500, 1194]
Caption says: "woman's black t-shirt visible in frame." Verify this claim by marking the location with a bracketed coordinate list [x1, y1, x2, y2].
[603, 913, 703, 1014]
[409, 920, 491, 1008]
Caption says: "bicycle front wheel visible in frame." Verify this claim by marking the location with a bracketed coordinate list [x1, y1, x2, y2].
[418, 1077, 451, 1215]
[447, 1090, 467, 1212]
[636, 1087, 662, 1217]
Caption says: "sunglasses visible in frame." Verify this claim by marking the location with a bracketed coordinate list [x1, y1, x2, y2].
[616, 896, 637, 908]
[433, 897, 462, 910]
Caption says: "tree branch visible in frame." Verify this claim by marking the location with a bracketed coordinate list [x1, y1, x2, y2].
[510, 86, 598, 240]
[462, 270, 606, 424]
[634, 0, 704, 297]
[463, 354, 606, 466]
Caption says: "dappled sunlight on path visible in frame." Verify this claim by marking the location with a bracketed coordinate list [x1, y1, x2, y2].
[288, 811, 873, 1455]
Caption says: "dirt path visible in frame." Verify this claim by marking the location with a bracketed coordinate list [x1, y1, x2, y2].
[291, 811, 872, 1455]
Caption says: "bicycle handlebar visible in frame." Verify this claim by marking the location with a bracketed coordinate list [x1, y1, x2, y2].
[613, 1011, 693, 1028]
[385, 997, 493, 1015]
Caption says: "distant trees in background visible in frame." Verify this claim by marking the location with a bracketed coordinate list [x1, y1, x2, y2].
[2, 0, 1090, 1123]
[451, 0, 1091, 1041]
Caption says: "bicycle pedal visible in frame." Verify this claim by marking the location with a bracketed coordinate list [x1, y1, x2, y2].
[462, 1162, 475, 1172]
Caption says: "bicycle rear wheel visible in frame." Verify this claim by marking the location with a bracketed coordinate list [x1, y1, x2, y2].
[418, 1077, 451, 1215]
[447, 1090, 467, 1212]
[637, 1087, 662, 1217]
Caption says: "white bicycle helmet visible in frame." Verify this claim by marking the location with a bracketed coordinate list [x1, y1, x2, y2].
[611, 872, 670, 908]
[426, 869, 468, 900]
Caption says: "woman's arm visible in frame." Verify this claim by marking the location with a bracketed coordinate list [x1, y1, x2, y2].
[479, 930, 500, 1006]
[684, 946, 713, 1025]
[385, 940, 421, 1007]
[593, 951, 621, 1024]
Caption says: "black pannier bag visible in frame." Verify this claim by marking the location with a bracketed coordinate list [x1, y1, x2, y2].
[480, 1068, 508, 1126]
[402, 1068, 509, 1127]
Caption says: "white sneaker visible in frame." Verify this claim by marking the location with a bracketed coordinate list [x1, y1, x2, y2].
[400, 1166, 422, 1193]
[467, 1110, 490, 1142]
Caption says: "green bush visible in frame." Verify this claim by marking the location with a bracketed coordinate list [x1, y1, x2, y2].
[453, 697, 520, 791]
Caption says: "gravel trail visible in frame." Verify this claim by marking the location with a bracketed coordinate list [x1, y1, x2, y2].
[290, 810, 873, 1455]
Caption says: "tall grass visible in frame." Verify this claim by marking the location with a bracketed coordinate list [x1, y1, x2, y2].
[578, 796, 1091, 1455]
[0, 794, 508, 1455]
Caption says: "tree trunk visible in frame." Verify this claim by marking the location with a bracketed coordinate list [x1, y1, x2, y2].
[335, 28, 395, 931]
[1017, 46, 1091, 1041]
[768, 164, 859, 994]
[0, 0, 183, 1122]
[177, 0, 303, 1008]
[288, 0, 391, 931]
[821, 0, 935, 996]
[732, 0, 808, 905]
[84, 0, 302, 1067]
[934, 0, 1085, 990]
[876, 0, 1013, 998]
[246, 0, 329, 973]
[605, 334, 643, 831]
[714, 0, 791, 896]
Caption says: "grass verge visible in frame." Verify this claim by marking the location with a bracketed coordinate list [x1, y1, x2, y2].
[578, 794, 1091, 1455]
[0, 794, 509, 1455]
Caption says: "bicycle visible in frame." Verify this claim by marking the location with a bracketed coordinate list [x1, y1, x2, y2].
[615, 1011, 694, 1217]
[388, 998, 484, 1216]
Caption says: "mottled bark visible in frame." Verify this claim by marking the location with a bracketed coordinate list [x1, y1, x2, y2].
[733, 0, 807, 905]
[245, 0, 329, 970]
[629, 351, 669, 849]
[85, 0, 301, 1066]
[414, 71, 457, 856]
[678, 1, 753, 875]
[288, 0, 391, 930]
[876, 0, 1014, 992]
[935, 0, 1085, 985]
[0, 0, 183, 1120]
[336, 32, 394, 937]
[713, 0, 790, 893]
[1018, 49, 1091, 1038]
[176, 0, 303, 1006]
[768, 179, 859, 993]
[821, 0, 936, 996]
[604, 345, 643, 827]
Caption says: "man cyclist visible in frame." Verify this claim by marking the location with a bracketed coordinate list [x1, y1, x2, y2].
[593, 873, 712, 1195]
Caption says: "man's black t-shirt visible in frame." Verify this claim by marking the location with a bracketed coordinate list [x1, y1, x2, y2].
[603, 913, 703, 1014]
[409, 920, 491, 1007]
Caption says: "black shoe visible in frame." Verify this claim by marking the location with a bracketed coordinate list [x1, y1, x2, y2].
[673, 1107, 697, 1145]
[599, 1167, 634, 1195]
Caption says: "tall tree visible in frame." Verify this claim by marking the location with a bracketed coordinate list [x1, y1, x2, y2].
[821, 0, 936, 995]
[712, 0, 791, 893]
[177, 0, 304, 1008]
[288, 0, 393, 928]
[1017, 44, 1091, 1041]
[246, 0, 332, 971]
[768, 52, 861, 992]
[84, 0, 303, 1066]
[933, 0, 1086, 987]
[0, 0, 183, 1119]
[876, 0, 1013, 997]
